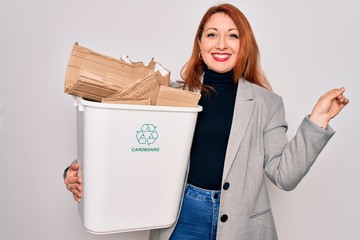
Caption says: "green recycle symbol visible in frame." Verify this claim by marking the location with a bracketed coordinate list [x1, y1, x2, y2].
[136, 124, 159, 145]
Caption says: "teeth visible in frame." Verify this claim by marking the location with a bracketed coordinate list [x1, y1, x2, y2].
[213, 54, 229, 59]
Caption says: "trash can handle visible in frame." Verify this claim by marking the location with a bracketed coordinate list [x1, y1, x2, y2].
[73, 97, 84, 112]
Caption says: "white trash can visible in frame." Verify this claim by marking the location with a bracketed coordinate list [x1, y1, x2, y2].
[74, 97, 202, 234]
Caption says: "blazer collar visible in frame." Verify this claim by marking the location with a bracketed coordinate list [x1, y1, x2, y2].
[222, 79, 255, 182]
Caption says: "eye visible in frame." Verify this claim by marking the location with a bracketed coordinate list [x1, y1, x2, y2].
[229, 33, 239, 39]
[207, 32, 217, 38]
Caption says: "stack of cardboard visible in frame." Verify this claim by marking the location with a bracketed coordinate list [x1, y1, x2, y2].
[64, 42, 201, 107]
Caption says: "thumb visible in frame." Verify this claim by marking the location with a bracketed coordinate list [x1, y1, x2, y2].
[68, 163, 80, 176]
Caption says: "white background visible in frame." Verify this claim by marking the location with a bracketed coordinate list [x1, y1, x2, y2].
[0, 0, 359, 239]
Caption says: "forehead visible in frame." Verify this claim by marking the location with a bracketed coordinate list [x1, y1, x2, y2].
[204, 12, 236, 30]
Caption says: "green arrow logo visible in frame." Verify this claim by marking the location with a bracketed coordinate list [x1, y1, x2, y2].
[136, 124, 159, 145]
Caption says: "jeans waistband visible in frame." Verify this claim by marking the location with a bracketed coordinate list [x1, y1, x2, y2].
[185, 184, 221, 203]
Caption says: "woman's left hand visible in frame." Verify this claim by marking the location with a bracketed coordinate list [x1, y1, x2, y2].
[309, 87, 349, 128]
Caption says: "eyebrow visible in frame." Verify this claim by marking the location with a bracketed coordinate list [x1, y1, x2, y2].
[205, 27, 239, 32]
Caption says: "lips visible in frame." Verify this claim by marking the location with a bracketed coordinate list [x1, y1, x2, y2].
[212, 53, 231, 62]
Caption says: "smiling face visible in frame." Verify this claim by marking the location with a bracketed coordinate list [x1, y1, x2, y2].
[198, 12, 240, 73]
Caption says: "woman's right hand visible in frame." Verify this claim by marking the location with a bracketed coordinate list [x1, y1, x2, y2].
[64, 163, 83, 202]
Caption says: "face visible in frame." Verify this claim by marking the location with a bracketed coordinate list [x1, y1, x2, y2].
[198, 12, 240, 73]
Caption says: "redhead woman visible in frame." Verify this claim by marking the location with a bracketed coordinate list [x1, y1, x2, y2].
[64, 4, 349, 240]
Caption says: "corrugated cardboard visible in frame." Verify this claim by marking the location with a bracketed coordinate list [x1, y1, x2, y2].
[102, 74, 161, 105]
[156, 86, 201, 107]
[64, 42, 170, 101]
[101, 98, 151, 105]
[64, 42, 201, 107]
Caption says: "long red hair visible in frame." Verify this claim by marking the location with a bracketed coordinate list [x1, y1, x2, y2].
[180, 4, 271, 92]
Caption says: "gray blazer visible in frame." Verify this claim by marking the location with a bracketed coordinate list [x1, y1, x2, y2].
[150, 79, 335, 240]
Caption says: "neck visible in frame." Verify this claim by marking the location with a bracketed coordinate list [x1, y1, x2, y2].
[203, 67, 235, 85]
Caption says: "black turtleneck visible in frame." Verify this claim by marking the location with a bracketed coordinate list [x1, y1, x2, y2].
[187, 68, 238, 190]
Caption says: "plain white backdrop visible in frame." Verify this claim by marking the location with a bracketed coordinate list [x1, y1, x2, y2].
[0, 0, 359, 239]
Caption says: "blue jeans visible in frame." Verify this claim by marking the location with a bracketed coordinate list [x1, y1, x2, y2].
[170, 184, 221, 240]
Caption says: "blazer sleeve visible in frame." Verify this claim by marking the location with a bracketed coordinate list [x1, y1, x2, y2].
[263, 96, 335, 191]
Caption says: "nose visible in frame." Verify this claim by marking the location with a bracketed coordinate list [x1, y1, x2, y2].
[216, 36, 227, 50]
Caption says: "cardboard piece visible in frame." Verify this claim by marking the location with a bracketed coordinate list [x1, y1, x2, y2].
[64, 42, 170, 101]
[64, 42, 201, 107]
[156, 86, 201, 107]
[102, 73, 161, 105]
[101, 98, 151, 105]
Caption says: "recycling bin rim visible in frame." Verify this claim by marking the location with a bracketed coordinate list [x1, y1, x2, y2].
[74, 97, 203, 113]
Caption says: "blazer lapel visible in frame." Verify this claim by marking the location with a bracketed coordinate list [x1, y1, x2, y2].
[222, 79, 255, 182]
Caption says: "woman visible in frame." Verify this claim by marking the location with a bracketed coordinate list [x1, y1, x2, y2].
[64, 4, 349, 240]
